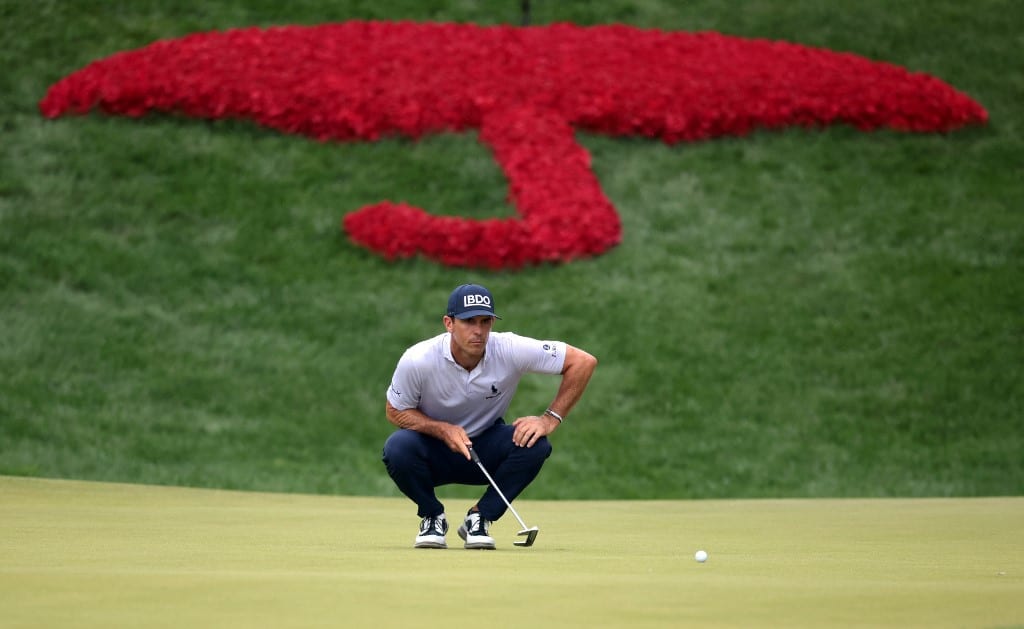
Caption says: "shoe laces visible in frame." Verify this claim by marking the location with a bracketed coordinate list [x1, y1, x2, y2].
[466, 511, 490, 535]
[421, 514, 447, 536]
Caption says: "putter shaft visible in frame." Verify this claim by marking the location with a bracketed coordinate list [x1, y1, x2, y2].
[469, 447, 531, 531]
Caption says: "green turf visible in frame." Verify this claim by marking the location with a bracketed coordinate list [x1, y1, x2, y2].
[2, 476, 1021, 628]
[1, 0, 1022, 498]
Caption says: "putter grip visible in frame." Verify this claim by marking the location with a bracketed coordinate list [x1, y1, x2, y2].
[469, 446, 481, 463]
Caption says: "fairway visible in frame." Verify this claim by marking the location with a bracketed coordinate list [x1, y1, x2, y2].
[2, 477, 1020, 628]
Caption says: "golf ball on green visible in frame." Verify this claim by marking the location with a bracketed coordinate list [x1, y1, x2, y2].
[694, 550, 708, 563]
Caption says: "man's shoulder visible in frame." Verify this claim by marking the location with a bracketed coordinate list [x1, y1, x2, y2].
[488, 331, 565, 367]
[401, 332, 447, 362]
[487, 331, 552, 356]
[486, 331, 524, 350]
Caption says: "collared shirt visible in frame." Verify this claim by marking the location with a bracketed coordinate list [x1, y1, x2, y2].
[386, 331, 567, 437]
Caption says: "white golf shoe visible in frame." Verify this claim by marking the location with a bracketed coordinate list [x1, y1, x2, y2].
[414, 513, 448, 549]
[458, 510, 495, 550]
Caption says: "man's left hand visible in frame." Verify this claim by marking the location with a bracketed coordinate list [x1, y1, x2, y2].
[511, 414, 559, 448]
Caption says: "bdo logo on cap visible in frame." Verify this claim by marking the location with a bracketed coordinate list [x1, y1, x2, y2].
[463, 294, 491, 308]
[447, 283, 501, 319]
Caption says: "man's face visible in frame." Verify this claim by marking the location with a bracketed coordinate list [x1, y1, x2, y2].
[445, 315, 494, 362]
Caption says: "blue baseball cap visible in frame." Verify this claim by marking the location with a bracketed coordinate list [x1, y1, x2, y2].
[446, 284, 501, 319]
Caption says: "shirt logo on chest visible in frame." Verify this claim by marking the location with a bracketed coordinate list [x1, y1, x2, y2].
[485, 383, 502, 399]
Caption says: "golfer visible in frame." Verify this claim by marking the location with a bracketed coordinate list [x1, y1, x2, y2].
[382, 283, 597, 549]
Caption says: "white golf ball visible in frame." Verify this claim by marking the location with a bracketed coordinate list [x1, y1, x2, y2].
[694, 550, 708, 563]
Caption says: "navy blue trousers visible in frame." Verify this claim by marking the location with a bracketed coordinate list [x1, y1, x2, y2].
[382, 419, 552, 522]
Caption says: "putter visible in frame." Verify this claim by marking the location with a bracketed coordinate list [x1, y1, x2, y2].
[468, 447, 540, 547]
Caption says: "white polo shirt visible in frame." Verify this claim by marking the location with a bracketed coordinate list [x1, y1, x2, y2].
[386, 331, 567, 437]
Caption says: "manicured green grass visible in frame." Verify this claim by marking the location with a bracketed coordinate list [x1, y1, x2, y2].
[2, 477, 1022, 628]
[1, 1, 1021, 498]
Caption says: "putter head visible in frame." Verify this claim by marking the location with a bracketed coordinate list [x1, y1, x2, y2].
[514, 526, 540, 547]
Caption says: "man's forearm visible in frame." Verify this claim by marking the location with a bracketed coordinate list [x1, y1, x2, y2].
[386, 401, 452, 440]
[548, 345, 598, 418]
[385, 401, 472, 458]
[387, 402, 433, 431]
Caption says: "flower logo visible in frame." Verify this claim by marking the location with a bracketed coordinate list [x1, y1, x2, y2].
[40, 21, 986, 269]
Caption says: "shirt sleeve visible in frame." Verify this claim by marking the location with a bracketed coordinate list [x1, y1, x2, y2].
[386, 351, 421, 411]
[509, 333, 567, 375]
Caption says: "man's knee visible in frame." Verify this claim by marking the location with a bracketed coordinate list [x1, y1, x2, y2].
[525, 437, 553, 463]
[382, 429, 423, 468]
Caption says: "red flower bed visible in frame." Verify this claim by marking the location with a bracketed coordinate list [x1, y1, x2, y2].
[40, 21, 987, 268]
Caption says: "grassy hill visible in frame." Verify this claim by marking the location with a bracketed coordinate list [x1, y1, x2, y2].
[1, 0, 1020, 498]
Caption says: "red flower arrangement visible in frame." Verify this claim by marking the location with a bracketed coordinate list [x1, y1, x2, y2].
[40, 21, 987, 269]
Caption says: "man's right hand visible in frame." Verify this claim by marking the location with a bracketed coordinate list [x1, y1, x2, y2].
[437, 422, 473, 460]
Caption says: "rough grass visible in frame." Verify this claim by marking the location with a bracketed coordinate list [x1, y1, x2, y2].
[1, 0, 1022, 498]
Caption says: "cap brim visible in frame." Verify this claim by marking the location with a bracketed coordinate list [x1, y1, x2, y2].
[454, 310, 501, 319]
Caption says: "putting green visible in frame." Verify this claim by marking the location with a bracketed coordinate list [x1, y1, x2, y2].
[2, 476, 1021, 628]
